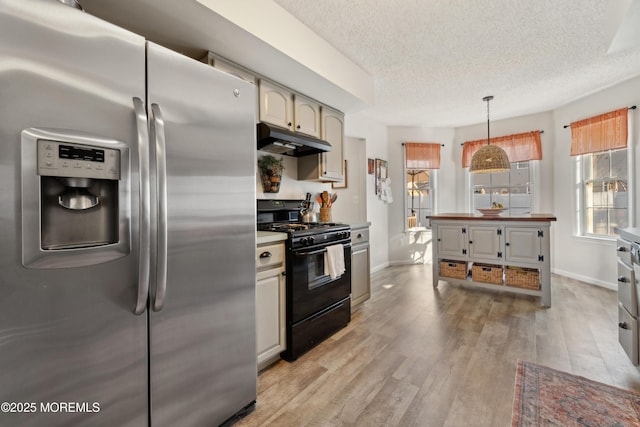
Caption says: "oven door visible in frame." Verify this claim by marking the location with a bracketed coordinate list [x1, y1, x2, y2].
[290, 242, 351, 324]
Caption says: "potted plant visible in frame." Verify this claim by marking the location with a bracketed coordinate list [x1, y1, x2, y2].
[258, 154, 284, 193]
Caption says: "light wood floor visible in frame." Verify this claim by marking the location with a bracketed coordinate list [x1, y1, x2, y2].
[236, 264, 640, 427]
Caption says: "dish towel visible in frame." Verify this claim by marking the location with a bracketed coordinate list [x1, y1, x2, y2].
[381, 177, 393, 203]
[324, 244, 345, 279]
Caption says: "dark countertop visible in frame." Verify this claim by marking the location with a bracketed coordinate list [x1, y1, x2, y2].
[428, 213, 557, 222]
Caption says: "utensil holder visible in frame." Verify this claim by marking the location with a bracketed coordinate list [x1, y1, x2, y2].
[319, 207, 332, 223]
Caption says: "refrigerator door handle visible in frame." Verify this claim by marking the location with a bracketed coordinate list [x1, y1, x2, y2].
[151, 103, 168, 312]
[133, 97, 150, 315]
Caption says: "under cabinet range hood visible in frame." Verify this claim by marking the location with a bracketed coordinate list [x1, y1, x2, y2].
[257, 122, 332, 156]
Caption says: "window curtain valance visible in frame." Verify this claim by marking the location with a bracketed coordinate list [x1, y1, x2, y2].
[405, 142, 441, 169]
[461, 131, 542, 168]
[569, 108, 628, 156]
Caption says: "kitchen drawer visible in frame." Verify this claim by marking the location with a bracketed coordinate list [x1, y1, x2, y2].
[256, 243, 285, 270]
[351, 228, 369, 245]
[618, 260, 637, 316]
[617, 237, 632, 265]
[618, 303, 639, 365]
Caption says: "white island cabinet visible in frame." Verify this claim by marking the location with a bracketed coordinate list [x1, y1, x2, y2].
[429, 214, 556, 307]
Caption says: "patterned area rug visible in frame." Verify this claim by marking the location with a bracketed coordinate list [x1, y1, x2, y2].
[512, 360, 640, 426]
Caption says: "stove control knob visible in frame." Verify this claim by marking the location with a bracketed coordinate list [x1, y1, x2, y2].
[300, 236, 315, 246]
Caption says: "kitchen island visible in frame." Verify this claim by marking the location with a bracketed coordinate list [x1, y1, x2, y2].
[428, 213, 557, 306]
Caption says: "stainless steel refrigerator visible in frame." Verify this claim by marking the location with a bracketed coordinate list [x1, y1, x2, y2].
[0, 1, 257, 426]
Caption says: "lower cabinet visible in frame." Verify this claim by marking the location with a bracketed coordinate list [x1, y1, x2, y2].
[351, 225, 371, 307]
[256, 242, 286, 369]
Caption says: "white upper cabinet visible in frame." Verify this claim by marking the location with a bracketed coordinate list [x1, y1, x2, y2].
[320, 106, 345, 181]
[203, 52, 257, 85]
[259, 79, 294, 130]
[293, 94, 321, 138]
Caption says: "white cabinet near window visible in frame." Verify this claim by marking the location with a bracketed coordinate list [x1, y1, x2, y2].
[256, 240, 286, 370]
[504, 227, 541, 264]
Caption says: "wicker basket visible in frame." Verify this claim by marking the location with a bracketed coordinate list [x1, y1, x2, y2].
[505, 267, 540, 290]
[439, 260, 467, 279]
[471, 263, 503, 285]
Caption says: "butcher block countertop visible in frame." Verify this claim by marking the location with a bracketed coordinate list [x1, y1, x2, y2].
[428, 213, 557, 222]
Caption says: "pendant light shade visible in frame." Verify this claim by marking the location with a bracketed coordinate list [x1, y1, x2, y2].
[469, 96, 510, 173]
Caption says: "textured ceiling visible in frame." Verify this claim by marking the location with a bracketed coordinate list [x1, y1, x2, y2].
[273, 0, 640, 127]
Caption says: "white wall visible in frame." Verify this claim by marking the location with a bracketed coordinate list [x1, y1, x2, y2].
[386, 127, 457, 265]
[552, 75, 640, 289]
[331, 136, 367, 224]
[256, 150, 332, 201]
[345, 113, 390, 272]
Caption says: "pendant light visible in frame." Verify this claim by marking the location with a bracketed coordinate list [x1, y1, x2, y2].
[469, 96, 510, 173]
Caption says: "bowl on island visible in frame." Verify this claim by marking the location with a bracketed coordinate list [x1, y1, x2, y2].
[476, 208, 506, 216]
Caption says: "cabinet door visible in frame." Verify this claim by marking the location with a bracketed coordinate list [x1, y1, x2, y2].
[505, 227, 540, 263]
[259, 79, 293, 129]
[468, 226, 502, 260]
[437, 225, 467, 258]
[618, 260, 637, 316]
[293, 94, 321, 137]
[206, 53, 257, 85]
[320, 107, 345, 181]
[256, 269, 285, 366]
[351, 245, 370, 306]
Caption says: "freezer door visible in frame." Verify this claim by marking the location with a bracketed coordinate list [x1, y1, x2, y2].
[0, 1, 148, 427]
[146, 42, 257, 427]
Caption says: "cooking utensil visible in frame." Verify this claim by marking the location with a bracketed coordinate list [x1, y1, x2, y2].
[304, 192, 312, 210]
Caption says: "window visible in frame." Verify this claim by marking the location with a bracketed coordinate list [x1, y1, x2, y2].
[404, 142, 440, 229]
[575, 149, 628, 237]
[570, 107, 630, 238]
[463, 130, 542, 215]
[406, 170, 433, 228]
[471, 161, 532, 214]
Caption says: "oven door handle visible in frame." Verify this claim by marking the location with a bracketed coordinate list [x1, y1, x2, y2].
[295, 248, 327, 257]
[294, 243, 351, 257]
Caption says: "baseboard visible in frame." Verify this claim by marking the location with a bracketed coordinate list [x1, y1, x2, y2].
[552, 268, 617, 290]
[371, 262, 390, 274]
[388, 260, 431, 266]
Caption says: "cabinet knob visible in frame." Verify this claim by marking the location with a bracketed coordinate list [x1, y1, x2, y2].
[505, 242, 510, 246]
[296, 124, 301, 129]
[357, 233, 363, 238]
[618, 276, 629, 283]
[617, 246, 627, 252]
[287, 122, 292, 127]
[259, 251, 272, 259]
[619, 322, 629, 330]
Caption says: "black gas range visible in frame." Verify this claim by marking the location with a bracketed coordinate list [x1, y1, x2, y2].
[258, 221, 350, 249]
[257, 199, 352, 361]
